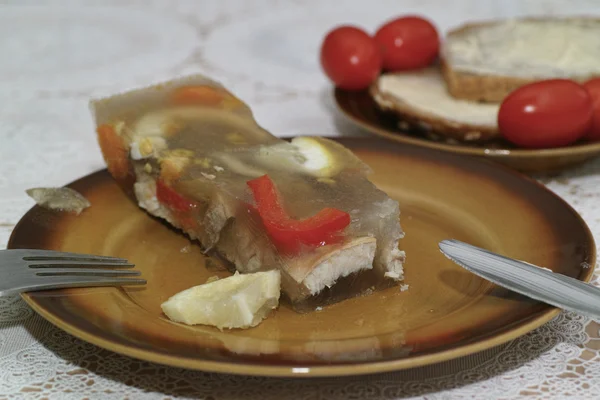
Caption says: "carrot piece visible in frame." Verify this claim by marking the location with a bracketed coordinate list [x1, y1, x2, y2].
[96, 124, 130, 180]
[171, 85, 226, 106]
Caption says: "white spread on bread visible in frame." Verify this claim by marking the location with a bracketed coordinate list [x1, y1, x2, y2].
[376, 68, 499, 127]
[444, 19, 600, 79]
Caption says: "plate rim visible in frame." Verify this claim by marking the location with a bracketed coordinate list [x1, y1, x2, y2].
[334, 88, 600, 159]
[18, 294, 563, 377]
[9, 137, 597, 378]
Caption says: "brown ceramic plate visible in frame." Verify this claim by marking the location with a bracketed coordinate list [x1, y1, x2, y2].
[335, 89, 600, 173]
[8, 138, 595, 377]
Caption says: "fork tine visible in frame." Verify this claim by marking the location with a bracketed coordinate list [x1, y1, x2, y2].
[28, 261, 135, 268]
[1, 276, 147, 296]
[19, 249, 128, 262]
[35, 269, 141, 277]
[23, 276, 147, 293]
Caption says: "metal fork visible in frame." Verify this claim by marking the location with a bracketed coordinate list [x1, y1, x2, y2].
[1, 249, 146, 296]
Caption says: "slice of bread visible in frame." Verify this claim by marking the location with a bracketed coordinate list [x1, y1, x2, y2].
[442, 17, 600, 103]
[371, 67, 500, 142]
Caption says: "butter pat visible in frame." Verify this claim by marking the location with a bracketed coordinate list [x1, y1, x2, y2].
[161, 270, 281, 330]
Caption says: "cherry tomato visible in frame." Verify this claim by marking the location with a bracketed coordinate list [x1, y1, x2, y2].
[374, 16, 440, 71]
[583, 78, 600, 141]
[320, 26, 382, 90]
[498, 79, 593, 148]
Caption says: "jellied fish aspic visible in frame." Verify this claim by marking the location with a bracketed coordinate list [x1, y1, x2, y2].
[90, 75, 405, 311]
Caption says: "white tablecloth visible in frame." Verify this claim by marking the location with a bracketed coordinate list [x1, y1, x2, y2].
[2, 0, 600, 398]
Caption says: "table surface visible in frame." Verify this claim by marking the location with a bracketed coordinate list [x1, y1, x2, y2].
[2, 0, 600, 398]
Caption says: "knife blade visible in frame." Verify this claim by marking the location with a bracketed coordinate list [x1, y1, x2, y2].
[439, 239, 599, 319]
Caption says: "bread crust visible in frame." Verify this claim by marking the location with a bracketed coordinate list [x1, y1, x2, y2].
[440, 58, 534, 103]
[369, 81, 499, 143]
[441, 17, 600, 103]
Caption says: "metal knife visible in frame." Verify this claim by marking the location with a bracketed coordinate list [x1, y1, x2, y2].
[439, 239, 600, 319]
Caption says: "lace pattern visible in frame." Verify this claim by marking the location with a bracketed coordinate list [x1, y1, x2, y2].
[1, 0, 600, 398]
[0, 308, 599, 399]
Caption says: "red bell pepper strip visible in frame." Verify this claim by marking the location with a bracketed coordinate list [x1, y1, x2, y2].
[156, 179, 198, 212]
[246, 174, 288, 221]
[247, 175, 351, 253]
[293, 207, 350, 245]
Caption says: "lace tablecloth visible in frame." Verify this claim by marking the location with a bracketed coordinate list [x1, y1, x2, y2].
[2, 0, 600, 398]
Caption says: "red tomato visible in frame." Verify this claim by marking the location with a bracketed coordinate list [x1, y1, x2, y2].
[583, 78, 600, 141]
[498, 80, 593, 148]
[320, 26, 382, 90]
[374, 16, 440, 71]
